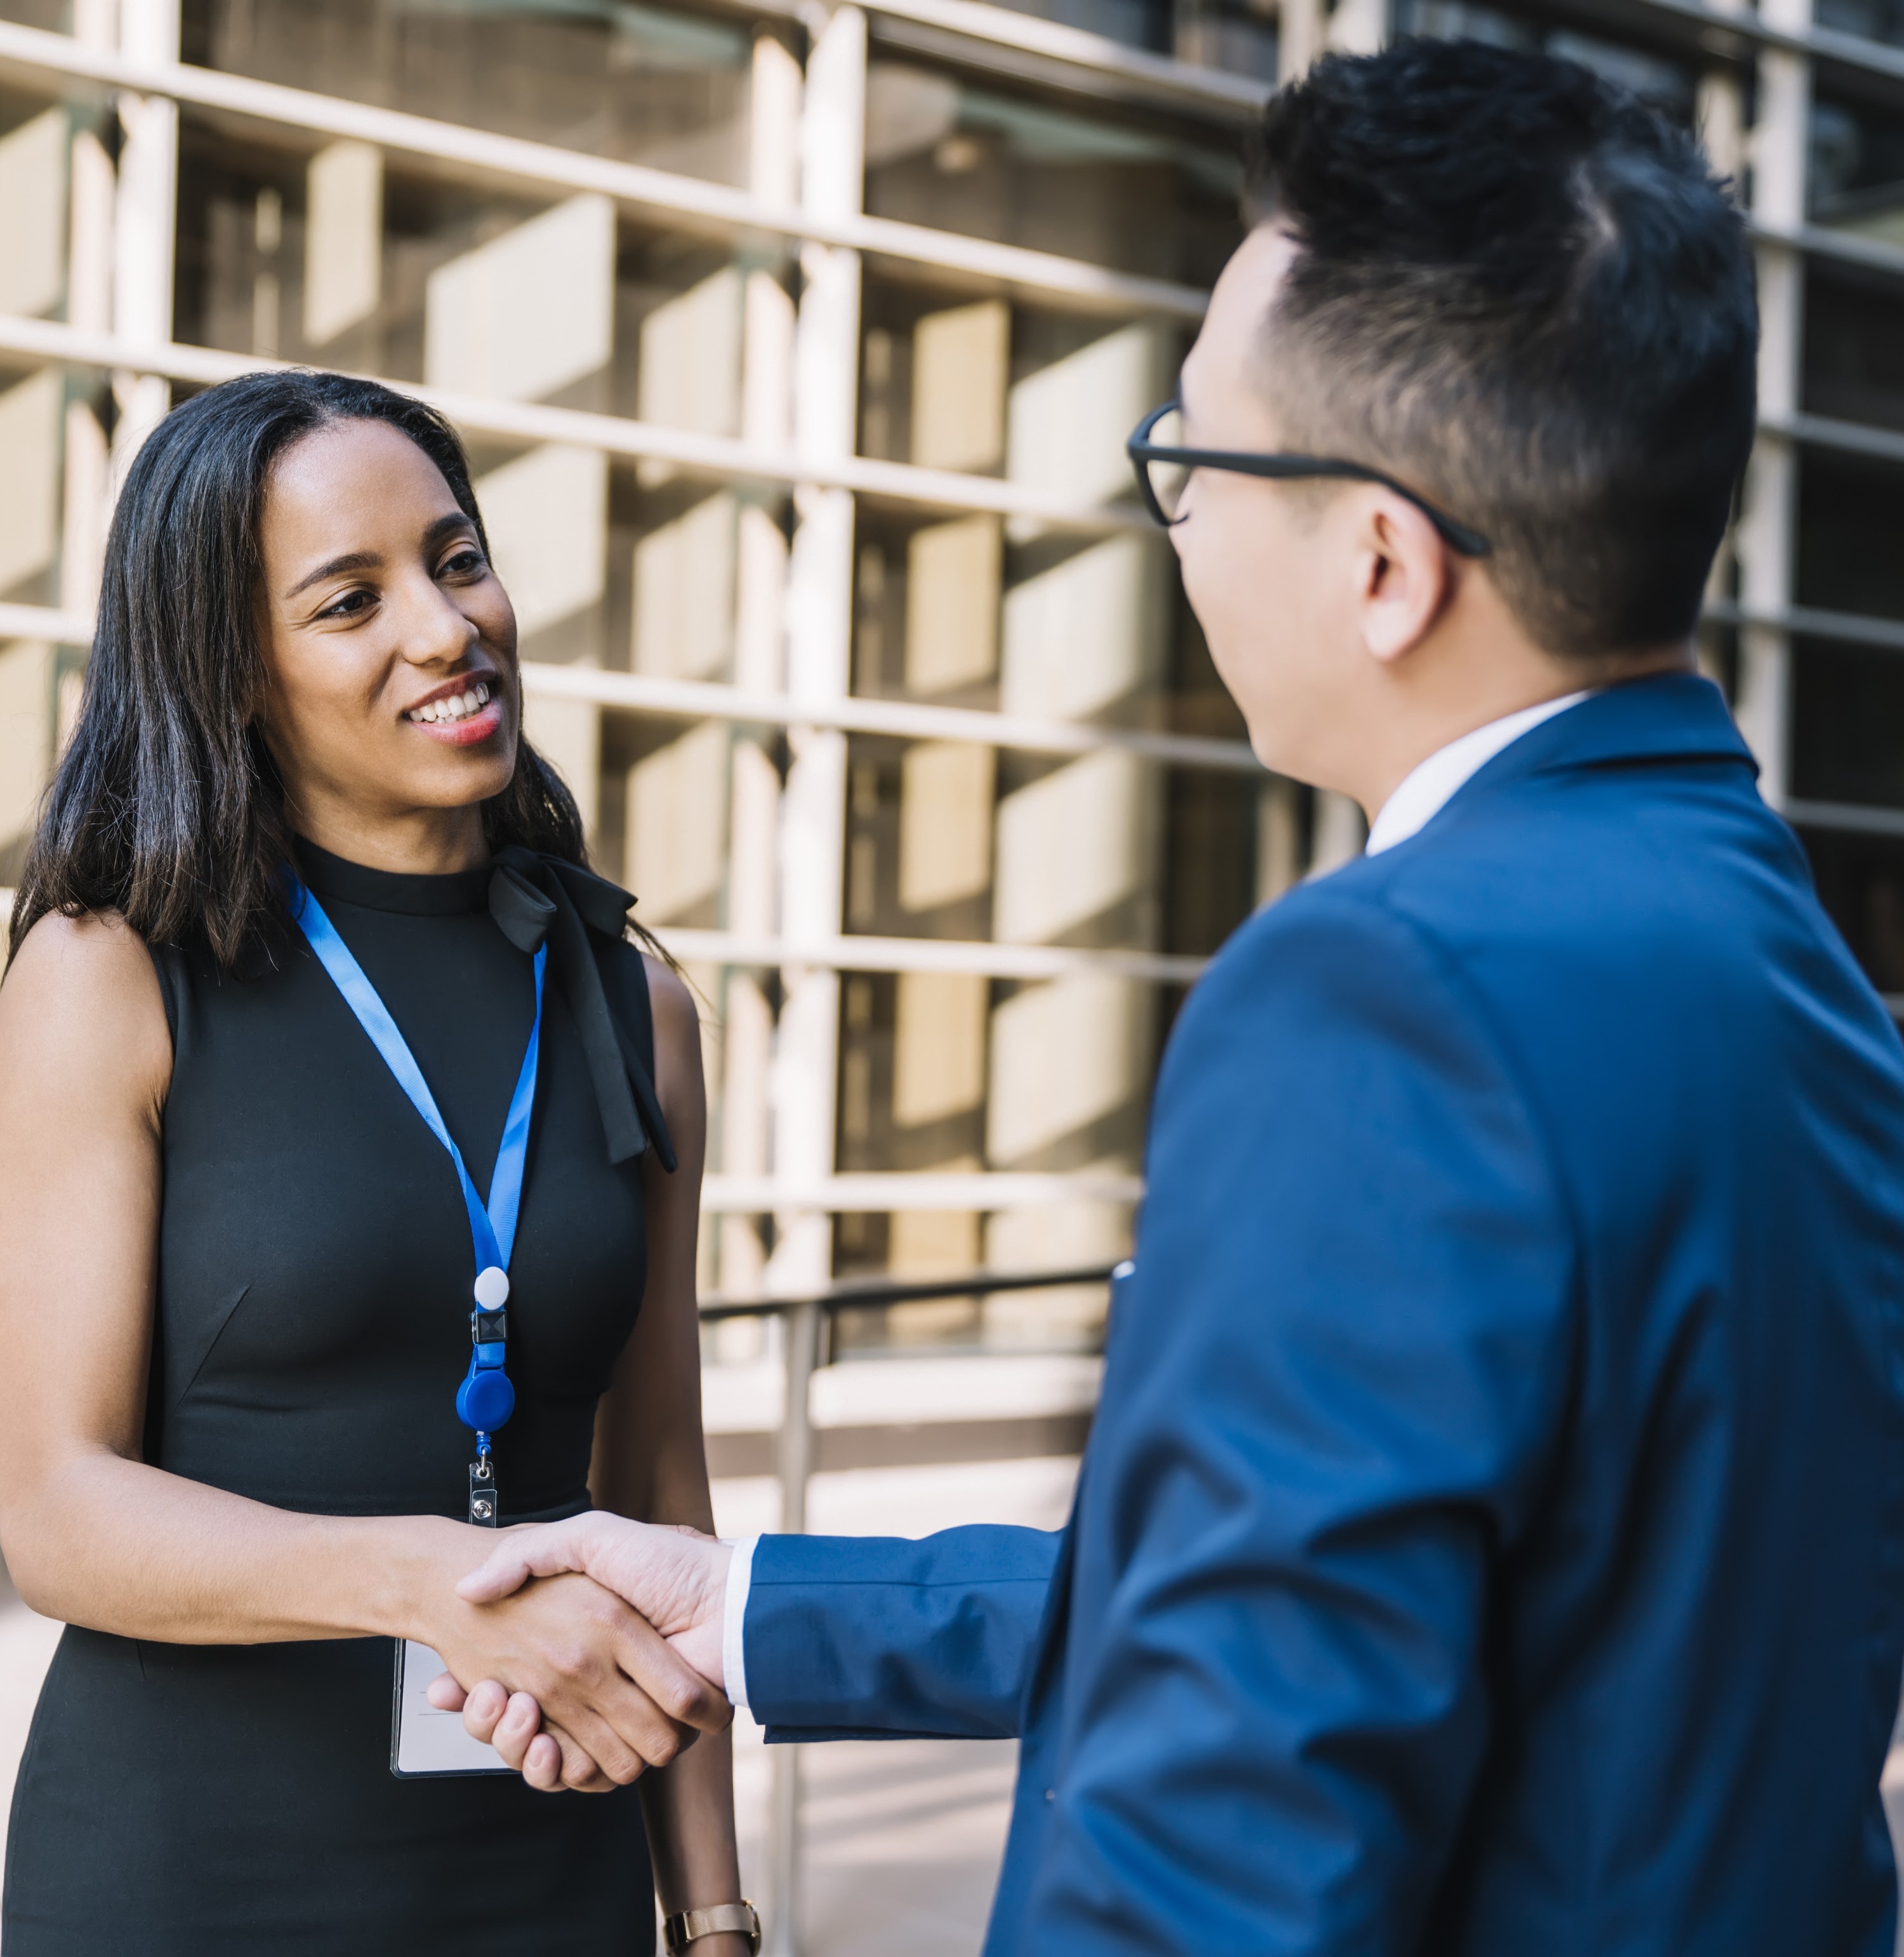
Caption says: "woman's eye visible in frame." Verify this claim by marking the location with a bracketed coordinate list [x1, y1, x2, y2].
[440, 548, 487, 579]
[317, 588, 375, 620]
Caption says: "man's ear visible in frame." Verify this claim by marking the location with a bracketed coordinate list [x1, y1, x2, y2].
[1354, 492, 1453, 666]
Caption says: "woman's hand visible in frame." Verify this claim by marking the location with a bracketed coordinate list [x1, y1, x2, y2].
[409, 1535, 730, 1793]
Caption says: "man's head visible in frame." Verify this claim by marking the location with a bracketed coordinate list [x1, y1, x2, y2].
[1172, 40, 1757, 806]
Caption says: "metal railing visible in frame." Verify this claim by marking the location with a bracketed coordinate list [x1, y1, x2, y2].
[699, 1263, 1116, 1957]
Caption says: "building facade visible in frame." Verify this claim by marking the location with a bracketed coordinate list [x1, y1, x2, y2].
[0, 0, 1900, 1359]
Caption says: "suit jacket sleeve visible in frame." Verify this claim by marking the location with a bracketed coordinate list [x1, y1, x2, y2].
[1023, 886, 1578, 1951]
[743, 1524, 1063, 1741]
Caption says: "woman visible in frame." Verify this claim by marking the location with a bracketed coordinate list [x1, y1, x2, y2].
[0, 370, 751, 1954]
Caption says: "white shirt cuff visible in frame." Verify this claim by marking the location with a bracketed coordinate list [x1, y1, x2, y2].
[720, 1534, 758, 1711]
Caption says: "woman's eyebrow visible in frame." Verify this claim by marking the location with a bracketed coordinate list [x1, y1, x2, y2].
[286, 550, 381, 600]
[423, 512, 477, 551]
[282, 516, 474, 601]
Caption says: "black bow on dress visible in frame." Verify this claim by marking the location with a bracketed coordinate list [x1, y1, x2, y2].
[484, 847, 677, 1174]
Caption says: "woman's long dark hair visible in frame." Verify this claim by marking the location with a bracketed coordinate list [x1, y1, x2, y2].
[8, 369, 585, 970]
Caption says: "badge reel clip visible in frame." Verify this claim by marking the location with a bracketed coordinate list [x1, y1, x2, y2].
[457, 1264, 515, 1527]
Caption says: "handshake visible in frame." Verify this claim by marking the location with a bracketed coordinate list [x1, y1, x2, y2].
[427, 1515, 738, 1791]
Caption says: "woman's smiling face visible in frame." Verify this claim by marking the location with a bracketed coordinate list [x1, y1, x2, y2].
[255, 416, 520, 853]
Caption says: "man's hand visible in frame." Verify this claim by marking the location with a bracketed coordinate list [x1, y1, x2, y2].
[419, 1561, 730, 1793]
[427, 1516, 734, 1789]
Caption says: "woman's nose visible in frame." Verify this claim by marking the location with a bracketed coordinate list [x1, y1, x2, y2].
[393, 573, 480, 667]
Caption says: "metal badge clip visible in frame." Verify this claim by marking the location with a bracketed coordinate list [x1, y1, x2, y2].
[468, 1451, 498, 1527]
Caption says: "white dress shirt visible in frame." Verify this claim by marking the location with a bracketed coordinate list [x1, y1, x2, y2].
[720, 1534, 757, 1710]
[1365, 691, 1593, 855]
[718, 692, 1596, 1710]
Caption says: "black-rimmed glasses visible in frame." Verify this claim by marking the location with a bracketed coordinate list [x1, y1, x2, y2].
[1125, 401, 1493, 559]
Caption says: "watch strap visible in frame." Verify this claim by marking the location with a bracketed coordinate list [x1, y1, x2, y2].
[663, 1901, 762, 1954]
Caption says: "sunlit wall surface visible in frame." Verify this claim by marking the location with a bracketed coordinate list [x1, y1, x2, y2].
[0, 0, 1898, 1356]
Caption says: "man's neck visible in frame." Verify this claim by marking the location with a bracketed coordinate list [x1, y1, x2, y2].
[1348, 642, 1695, 824]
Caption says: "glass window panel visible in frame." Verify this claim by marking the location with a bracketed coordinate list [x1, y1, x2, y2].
[864, 60, 1245, 287]
[1170, 0, 1276, 79]
[840, 728, 1257, 952]
[1396, 1, 1696, 119]
[0, 93, 70, 323]
[875, 0, 1272, 67]
[1810, 93, 1904, 241]
[1815, 0, 1904, 53]
[0, 0, 69, 29]
[1793, 637, 1904, 809]
[183, 0, 751, 183]
[1796, 454, 1904, 622]
[176, 120, 746, 413]
[980, 0, 1168, 50]
[0, 346, 69, 881]
[1803, 266, 1904, 433]
[1799, 827, 1904, 997]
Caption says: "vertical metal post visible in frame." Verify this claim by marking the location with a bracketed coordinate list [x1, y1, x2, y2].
[60, 0, 117, 756]
[768, 1, 864, 1299]
[764, 1297, 820, 1957]
[720, 27, 802, 1312]
[1735, 0, 1809, 808]
[111, 0, 180, 484]
[760, 13, 863, 1934]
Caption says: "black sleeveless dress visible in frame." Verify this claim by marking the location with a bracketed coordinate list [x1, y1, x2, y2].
[3, 842, 672, 1954]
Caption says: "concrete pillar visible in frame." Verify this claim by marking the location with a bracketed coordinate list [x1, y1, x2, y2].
[1278, 0, 1383, 82]
[882, 296, 1010, 1290]
[303, 140, 382, 349]
[626, 261, 744, 917]
[984, 319, 1171, 1340]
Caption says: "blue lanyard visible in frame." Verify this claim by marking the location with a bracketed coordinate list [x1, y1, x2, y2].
[291, 881, 545, 1524]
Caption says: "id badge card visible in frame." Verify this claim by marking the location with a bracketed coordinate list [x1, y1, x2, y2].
[390, 1640, 513, 1777]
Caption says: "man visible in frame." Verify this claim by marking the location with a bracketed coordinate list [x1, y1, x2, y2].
[448, 41, 1904, 1953]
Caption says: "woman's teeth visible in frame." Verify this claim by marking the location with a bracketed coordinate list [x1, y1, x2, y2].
[408, 681, 492, 725]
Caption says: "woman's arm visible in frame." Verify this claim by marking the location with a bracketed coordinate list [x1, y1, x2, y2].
[0, 914, 722, 1783]
[595, 960, 747, 1947]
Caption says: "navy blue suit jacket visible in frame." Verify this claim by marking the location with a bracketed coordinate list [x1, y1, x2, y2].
[743, 675, 1904, 1954]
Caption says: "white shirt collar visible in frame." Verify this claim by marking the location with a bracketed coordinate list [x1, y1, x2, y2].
[1365, 691, 1595, 857]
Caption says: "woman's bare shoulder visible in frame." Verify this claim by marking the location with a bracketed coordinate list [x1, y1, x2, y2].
[639, 952, 700, 1059]
[637, 952, 706, 1170]
[0, 910, 173, 1107]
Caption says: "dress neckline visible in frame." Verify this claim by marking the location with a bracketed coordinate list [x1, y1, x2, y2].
[293, 837, 492, 918]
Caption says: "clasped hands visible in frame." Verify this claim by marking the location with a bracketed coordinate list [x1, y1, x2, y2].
[425, 1515, 734, 1791]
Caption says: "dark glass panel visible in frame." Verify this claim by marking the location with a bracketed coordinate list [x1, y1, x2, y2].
[1809, 93, 1904, 235]
[183, 0, 750, 182]
[1163, 767, 1255, 957]
[1799, 827, 1904, 997]
[1792, 637, 1904, 810]
[1803, 266, 1904, 434]
[1795, 454, 1904, 623]
[1815, 0, 1904, 48]
[175, 115, 732, 414]
[1396, 0, 1696, 120]
[864, 60, 1244, 288]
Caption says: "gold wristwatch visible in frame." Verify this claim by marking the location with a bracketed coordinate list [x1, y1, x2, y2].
[662, 1902, 762, 1954]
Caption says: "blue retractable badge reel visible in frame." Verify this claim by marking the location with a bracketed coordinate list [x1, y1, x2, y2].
[457, 1263, 517, 1433]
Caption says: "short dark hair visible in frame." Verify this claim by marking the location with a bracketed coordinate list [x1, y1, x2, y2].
[9, 369, 584, 970]
[1245, 39, 1757, 658]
